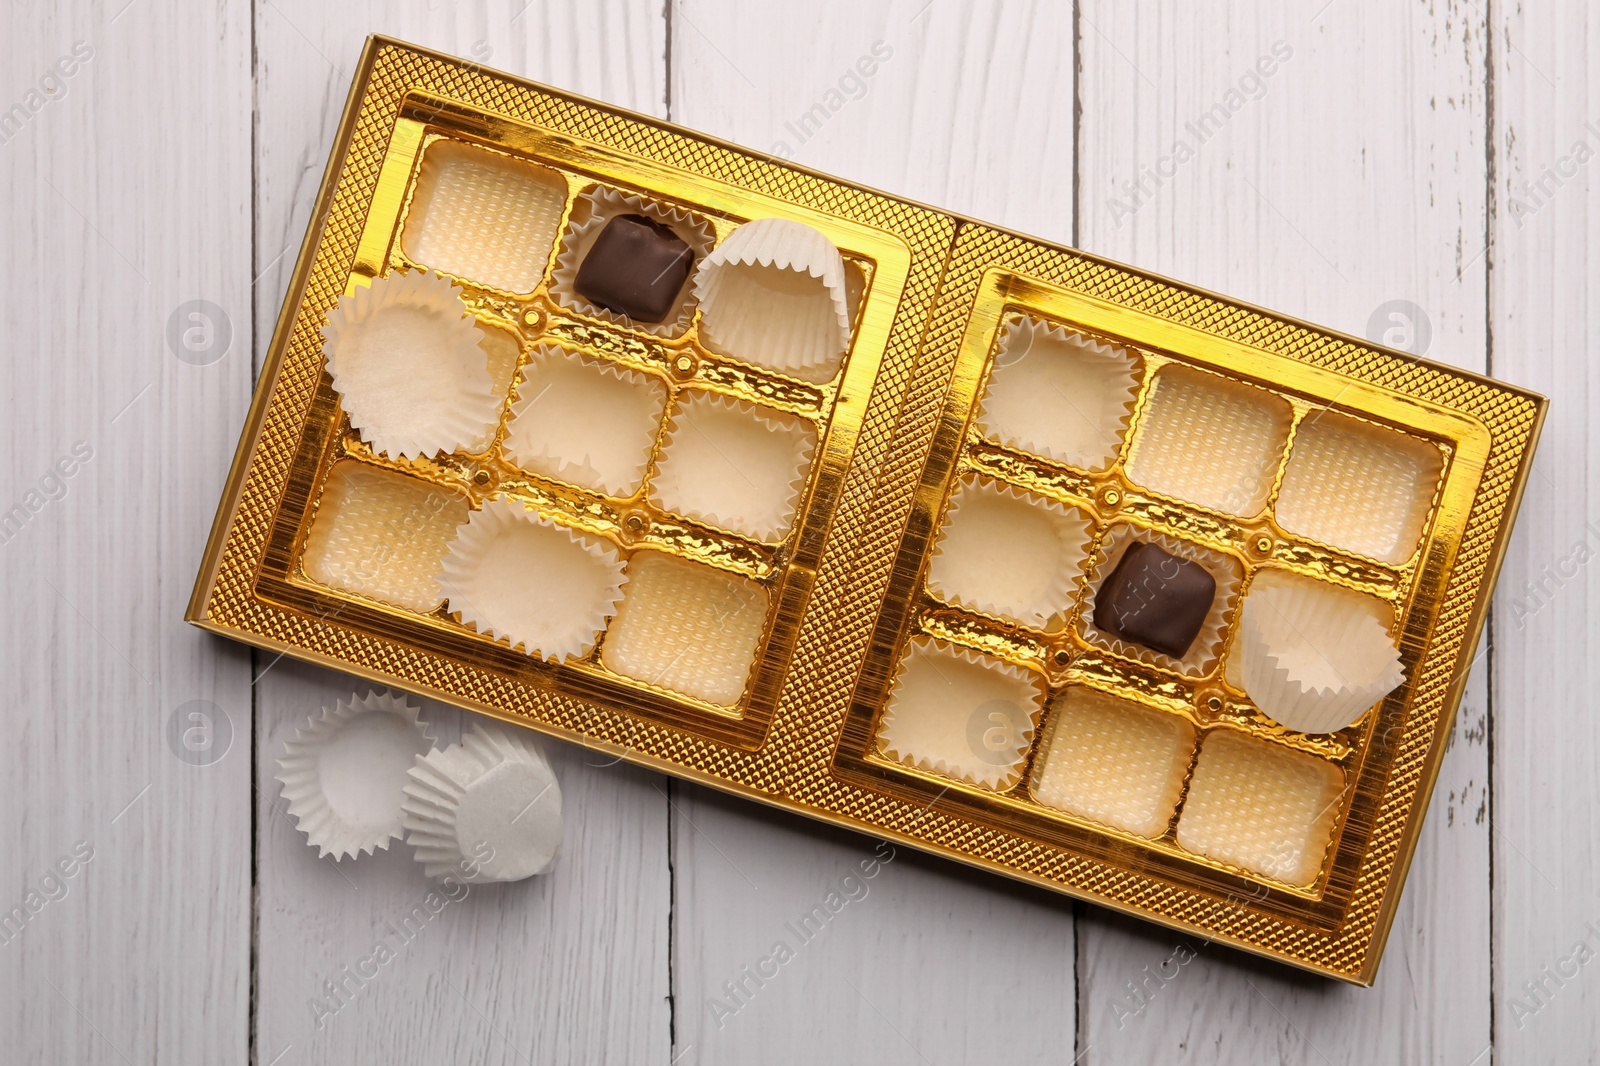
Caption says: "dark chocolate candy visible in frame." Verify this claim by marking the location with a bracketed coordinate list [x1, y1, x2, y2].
[573, 213, 694, 324]
[1093, 540, 1216, 658]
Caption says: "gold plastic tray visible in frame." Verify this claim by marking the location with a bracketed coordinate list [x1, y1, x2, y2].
[189, 36, 1545, 984]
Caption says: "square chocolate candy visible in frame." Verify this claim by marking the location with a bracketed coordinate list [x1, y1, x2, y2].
[573, 213, 695, 324]
[1093, 540, 1216, 658]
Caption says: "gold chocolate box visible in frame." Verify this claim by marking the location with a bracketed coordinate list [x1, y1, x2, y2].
[188, 36, 1545, 983]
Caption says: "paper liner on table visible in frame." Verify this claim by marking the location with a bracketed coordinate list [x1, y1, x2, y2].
[1077, 524, 1242, 676]
[599, 550, 770, 707]
[276, 692, 437, 860]
[925, 474, 1091, 629]
[1236, 570, 1404, 734]
[321, 269, 501, 459]
[876, 636, 1047, 792]
[649, 392, 817, 543]
[692, 217, 852, 376]
[436, 497, 625, 660]
[400, 139, 569, 295]
[1030, 687, 1196, 839]
[549, 186, 715, 337]
[501, 344, 669, 498]
[402, 720, 562, 882]
[1124, 365, 1293, 518]
[978, 317, 1143, 472]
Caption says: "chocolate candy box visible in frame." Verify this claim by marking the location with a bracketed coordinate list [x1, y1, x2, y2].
[188, 37, 1545, 983]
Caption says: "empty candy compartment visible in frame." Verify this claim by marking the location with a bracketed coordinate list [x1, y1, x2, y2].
[600, 551, 770, 707]
[925, 476, 1092, 629]
[650, 392, 817, 543]
[1175, 729, 1346, 885]
[401, 139, 569, 294]
[1125, 366, 1293, 517]
[501, 345, 669, 497]
[877, 636, 1047, 791]
[1079, 524, 1242, 676]
[978, 318, 1142, 471]
[1030, 687, 1196, 838]
[302, 461, 469, 613]
[1275, 412, 1443, 564]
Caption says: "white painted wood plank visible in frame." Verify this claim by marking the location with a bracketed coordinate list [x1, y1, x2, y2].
[250, 4, 674, 1063]
[1075, 2, 1494, 1061]
[668, 4, 1079, 1064]
[0, 1, 254, 1062]
[1488, 4, 1600, 1060]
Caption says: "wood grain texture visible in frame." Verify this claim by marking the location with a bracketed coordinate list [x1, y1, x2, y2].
[1075, 2, 1496, 1062]
[1488, 3, 1600, 1061]
[0, 1, 255, 1063]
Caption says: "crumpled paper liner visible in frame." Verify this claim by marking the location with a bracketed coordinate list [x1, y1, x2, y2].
[649, 392, 817, 543]
[276, 692, 437, 860]
[1236, 570, 1405, 734]
[402, 720, 563, 882]
[692, 217, 852, 376]
[550, 185, 715, 337]
[1077, 524, 1242, 676]
[877, 636, 1047, 792]
[436, 497, 625, 661]
[321, 269, 501, 459]
[501, 343, 670, 498]
[979, 316, 1143, 472]
[925, 474, 1092, 630]
[1124, 365, 1293, 518]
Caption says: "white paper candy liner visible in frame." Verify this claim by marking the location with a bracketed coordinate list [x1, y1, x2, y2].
[1077, 524, 1242, 676]
[436, 497, 625, 661]
[276, 692, 437, 860]
[1175, 729, 1346, 886]
[925, 474, 1092, 629]
[402, 720, 563, 882]
[649, 392, 818, 543]
[302, 461, 470, 614]
[400, 139, 569, 295]
[1236, 570, 1404, 734]
[321, 270, 501, 459]
[550, 186, 716, 337]
[502, 344, 669, 498]
[1030, 687, 1196, 839]
[979, 317, 1143, 471]
[877, 636, 1047, 792]
[1124, 365, 1293, 518]
[599, 550, 770, 707]
[693, 217, 852, 376]
[1275, 411, 1444, 565]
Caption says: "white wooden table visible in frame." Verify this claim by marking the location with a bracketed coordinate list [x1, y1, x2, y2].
[2, 1, 1594, 1062]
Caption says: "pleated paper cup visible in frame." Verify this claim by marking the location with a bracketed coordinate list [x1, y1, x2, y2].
[321, 269, 502, 459]
[692, 217, 852, 376]
[549, 186, 715, 337]
[436, 497, 625, 661]
[1237, 572, 1405, 734]
[276, 692, 437, 860]
[402, 720, 562, 882]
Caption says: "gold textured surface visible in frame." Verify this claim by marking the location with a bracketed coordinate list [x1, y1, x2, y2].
[188, 38, 1545, 984]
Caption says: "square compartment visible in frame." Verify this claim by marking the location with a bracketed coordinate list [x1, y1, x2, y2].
[599, 551, 770, 707]
[1275, 412, 1443, 564]
[649, 392, 817, 543]
[501, 345, 669, 498]
[925, 476, 1092, 629]
[978, 317, 1142, 471]
[1124, 366, 1292, 517]
[1174, 729, 1345, 886]
[302, 461, 469, 614]
[876, 636, 1047, 791]
[401, 139, 569, 294]
[1030, 687, 1196, 838]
